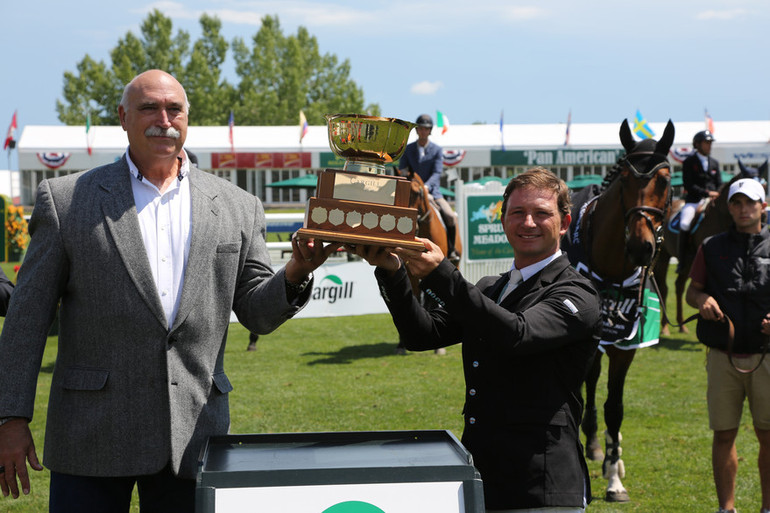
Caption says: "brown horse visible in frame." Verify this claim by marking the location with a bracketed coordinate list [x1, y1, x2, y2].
[654, 161, 767, 334]
[563, 118, 675, 502]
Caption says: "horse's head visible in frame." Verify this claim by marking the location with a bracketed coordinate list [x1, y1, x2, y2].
[738, 158, 768, 184]
[616, 118, 675, 268]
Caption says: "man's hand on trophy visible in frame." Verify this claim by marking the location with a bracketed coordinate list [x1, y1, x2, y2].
[393, 238, 443, 280]
[285, 232, 342, 284]
[347, 244, 401, 274]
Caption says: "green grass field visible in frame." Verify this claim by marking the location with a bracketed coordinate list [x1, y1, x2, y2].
[0, 265, 764, 512]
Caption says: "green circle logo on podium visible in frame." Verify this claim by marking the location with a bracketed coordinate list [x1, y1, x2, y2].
[322, 501, 386, 513]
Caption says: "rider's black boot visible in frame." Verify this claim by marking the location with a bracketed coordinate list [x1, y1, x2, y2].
[676, 230, 690, 274]
[446, 224, 460, 264]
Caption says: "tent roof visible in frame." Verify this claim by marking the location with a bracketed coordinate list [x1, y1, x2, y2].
[18, 119, 770, 153]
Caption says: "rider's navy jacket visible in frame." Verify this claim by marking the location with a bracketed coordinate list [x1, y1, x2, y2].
[682, 152, 721, 203]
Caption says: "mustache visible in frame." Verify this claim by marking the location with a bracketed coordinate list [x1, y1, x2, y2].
[144, 126, 181, 139]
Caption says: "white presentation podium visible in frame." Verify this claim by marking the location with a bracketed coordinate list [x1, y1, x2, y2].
[195, 430, 485, 513]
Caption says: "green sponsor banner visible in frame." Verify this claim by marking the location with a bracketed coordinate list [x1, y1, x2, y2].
[491, 148, 624, 167]
[320, 152, 347, 168]
[466, 195, 514, 261]
[320, 152, 400, 169]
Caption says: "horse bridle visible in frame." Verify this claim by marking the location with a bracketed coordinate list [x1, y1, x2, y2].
[618, 151, 672, 264]
[585, 152, 672, 327]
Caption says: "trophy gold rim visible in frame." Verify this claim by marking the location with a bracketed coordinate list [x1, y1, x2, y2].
[325, 113, 416, 174]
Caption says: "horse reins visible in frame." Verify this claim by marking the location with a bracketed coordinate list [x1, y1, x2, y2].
[649, 278, 770, 374]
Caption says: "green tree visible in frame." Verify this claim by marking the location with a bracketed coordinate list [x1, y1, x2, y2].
[183, 14, 233, 125]
[232, 16, 379, 126]
[57, 11, 379, 127]
[57, 9, 190, 125]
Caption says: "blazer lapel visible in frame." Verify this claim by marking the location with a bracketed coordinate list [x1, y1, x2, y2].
[171, 169, 220, 331]
[100, 158, 167, 329]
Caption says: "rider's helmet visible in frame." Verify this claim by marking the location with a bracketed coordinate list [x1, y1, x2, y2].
[692, 130, 715, 146]
[415, 114, 433, 128]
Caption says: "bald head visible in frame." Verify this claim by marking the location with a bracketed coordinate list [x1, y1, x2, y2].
[118, 69, 190, 176]
[120, 70, 190, 113]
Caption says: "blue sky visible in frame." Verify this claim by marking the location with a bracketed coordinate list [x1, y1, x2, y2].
[1, 0, 768, 162]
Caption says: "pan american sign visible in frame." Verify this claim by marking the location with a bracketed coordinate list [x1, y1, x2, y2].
[491, 148, 624, 167]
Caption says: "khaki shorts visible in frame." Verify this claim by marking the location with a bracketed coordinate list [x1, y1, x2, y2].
[707, 349, 770, 431]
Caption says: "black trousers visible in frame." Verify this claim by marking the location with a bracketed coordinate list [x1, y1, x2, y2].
[49, 464, 195, 513]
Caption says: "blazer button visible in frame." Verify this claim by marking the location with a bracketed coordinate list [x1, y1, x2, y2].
[472, 361, 479, 368]
[469, 388, 476, 396]
[468, 417, 476, 425]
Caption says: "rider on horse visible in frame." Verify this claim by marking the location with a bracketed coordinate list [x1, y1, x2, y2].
[679, 129, 721, 270]
[398, 114, 460, 263]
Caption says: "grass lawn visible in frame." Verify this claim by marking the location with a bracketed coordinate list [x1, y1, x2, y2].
[0, 264, 763, 512]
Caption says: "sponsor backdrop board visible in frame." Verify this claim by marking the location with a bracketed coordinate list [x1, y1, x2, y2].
[229, 261, 387, 323]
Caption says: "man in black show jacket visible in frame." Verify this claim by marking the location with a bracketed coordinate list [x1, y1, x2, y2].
[351, 167, 602, 511]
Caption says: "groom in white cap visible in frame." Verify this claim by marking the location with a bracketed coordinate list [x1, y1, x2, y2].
[687, 177, 770, 513]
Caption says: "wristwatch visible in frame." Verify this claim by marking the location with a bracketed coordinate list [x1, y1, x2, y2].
[285, 273, 312, 298]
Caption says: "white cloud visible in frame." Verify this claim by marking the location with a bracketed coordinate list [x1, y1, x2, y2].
[208, 9, 266, 26]
[696, 9, 748, 21]
[500, 6, 547, 21]
[135, 1, 197, 19]
[410, 81, 444, 95]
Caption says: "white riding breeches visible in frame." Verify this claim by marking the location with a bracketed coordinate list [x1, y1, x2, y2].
[679, 202, 699, 232]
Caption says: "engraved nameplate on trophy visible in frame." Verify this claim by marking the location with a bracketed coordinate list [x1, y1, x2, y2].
[296, 114, 424, 250]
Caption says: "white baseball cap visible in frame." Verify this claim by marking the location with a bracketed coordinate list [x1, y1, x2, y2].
[728, 178, 766, 202]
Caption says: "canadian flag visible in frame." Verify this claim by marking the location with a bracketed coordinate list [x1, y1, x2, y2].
[4, 111, 17, 150]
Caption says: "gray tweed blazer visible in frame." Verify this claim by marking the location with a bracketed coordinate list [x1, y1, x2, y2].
[0, 156, 308, 478]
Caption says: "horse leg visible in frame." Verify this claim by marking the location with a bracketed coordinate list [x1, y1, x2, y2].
[582, 349, 603, 461]
[602, 345, 636, 503]
[674, 271, 690, 334]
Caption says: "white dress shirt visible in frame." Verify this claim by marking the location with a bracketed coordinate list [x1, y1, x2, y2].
[125, 148, 192, 329]
[498, 250, 562, 303]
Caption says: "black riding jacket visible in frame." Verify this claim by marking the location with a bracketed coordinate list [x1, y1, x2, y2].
[697, 226, 770, 353]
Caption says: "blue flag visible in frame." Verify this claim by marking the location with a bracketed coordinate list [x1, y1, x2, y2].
[633, 109, 655, 139]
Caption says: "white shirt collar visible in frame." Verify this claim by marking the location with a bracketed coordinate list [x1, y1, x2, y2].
[510, 250, 562, 282]
[125, 147, 190, 183]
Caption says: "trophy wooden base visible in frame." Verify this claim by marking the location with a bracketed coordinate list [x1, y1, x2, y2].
[296, 228, 426, 251]
[296, 196, 424, 250]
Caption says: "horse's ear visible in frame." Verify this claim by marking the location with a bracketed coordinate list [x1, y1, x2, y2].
[655, 119, 675, 155]
[619, 119, 635, 152]
[738, 159, 749, 177]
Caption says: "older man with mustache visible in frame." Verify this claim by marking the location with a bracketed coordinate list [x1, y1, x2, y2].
[0, 69, 339, 512]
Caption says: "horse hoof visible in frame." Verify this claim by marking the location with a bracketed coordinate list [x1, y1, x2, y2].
[395, 346, 407, 355]
[587, 446, 604, 461]
[586, 440, 603, 461]
[434, 348, 446, 355]
[678, 325, 690, 334]
[661, 325, 670, 337]
[605, 489, 630, 503]
[247, 343, 257, 352]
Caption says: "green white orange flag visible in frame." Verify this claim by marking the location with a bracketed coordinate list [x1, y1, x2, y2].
[436, 111, 449, 134]
[85, 110, 93, 156]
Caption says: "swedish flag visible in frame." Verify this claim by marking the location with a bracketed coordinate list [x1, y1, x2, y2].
[633, 109, 655, 139]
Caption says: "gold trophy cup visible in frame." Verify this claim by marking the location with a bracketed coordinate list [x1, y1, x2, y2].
[296, 114, 425, 250]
